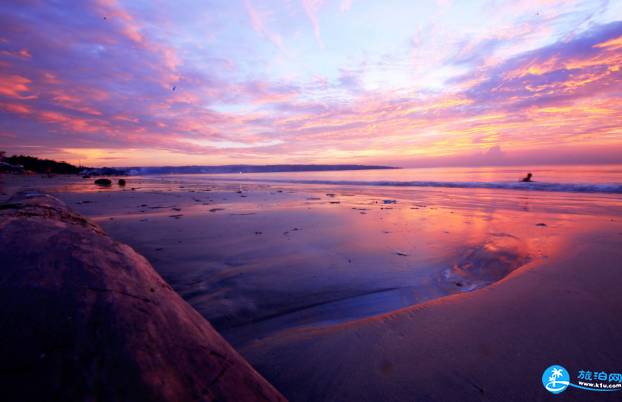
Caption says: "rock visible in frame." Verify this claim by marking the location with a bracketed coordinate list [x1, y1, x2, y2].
[94, 179, 111, 185]
[0, 190, 286, 402]
[118, 179, 126, 185]
[82, 175, 91, 179]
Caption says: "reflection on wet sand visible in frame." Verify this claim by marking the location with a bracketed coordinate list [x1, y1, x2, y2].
[1, 172, 619, 352]
[447, 233, 529, 285]
[218, 232, 530, 349]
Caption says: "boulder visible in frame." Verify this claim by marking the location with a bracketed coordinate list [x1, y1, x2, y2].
[0, 190, 286, 402]
[118, 179, 126, 185]
[94, 178, 111, 185]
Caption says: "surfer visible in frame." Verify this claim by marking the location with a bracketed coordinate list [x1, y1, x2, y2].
[520, 173, 532, 182]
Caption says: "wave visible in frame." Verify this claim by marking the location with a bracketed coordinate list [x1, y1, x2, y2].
[196, 177, 622, 194]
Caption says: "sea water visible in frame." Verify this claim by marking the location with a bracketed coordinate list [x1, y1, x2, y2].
[153, 164, 622, 194]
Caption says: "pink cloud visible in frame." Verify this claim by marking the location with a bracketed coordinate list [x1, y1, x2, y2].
[243, 0, 282, 48]
[243, 80, 299, 105]
[93, 0, 144, 44]
[302, 0, 325, 49]
[0, 75, 37, 99]
[340, 0, 354, 12]
[0, 49, 32, 59]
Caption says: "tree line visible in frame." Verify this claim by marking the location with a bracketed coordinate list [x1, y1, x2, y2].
[3, 154, 91, 174]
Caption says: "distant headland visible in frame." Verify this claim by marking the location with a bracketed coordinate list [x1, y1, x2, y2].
[0, 153, 401, 175]
[118, 164, 402, 176]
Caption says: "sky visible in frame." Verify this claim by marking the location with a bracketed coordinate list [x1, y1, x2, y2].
[1, 0, 622, 168]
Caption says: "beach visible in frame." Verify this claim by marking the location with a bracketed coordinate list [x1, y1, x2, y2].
[1, 169, 621, 401]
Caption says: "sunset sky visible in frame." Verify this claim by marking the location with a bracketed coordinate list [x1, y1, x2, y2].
[1, 0, 622, 168]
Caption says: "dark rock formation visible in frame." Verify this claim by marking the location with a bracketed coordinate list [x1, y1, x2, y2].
[0, 190, 286, 402]
[118, 179, 126, 185]
[94, 178, 111, 185]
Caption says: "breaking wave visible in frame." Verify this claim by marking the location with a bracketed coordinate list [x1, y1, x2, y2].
[201, 178, 622, 194]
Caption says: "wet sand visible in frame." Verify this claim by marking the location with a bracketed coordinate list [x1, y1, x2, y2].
[2, 173, 621, 400]
[240, 232, 622, 401]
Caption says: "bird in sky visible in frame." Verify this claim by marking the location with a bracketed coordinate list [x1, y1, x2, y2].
[172, 86, 176, 90]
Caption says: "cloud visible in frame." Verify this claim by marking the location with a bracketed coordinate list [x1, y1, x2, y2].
[0, 0, 621, 167]
[0, 75, 38, 99]
[340, 0, 354, 13]
[243, 0, 283, 48]
[474, 145, 505, 160]
[302, 0, 326, 49]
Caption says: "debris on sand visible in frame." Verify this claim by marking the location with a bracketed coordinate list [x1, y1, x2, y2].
[326, 194, 335, 197]
[169, 215, 183, 219]
[139, 219, 155, 222]
[172, 208, 181, 211]
[455, 281, 465, 287]
[535, 223, 547, 226]
[209, 208, 225, 212]
[383, 200, 397, 204]
[330, 201, 340, 204]
[393, 249, 407, 256]
[255, 231, 262, 234]
[307, 198, 321, 200]
[82, 175, 91, 179]
[94, 179, 111, 185]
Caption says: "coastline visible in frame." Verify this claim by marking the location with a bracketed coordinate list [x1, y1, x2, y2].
[1, 173, 621, 400]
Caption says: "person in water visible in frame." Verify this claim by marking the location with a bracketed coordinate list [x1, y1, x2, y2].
[520, 173, 532, 182]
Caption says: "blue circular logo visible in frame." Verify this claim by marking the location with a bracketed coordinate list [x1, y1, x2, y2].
[543, 365, 570, 393]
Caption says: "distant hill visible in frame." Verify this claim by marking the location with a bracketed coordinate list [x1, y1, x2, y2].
[3, 155, 90, 174]
[93, 164, 402, 175]
[0, 154, 401, 175]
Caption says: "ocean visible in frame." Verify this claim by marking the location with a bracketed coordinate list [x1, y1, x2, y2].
[151, 165, 622, 194]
